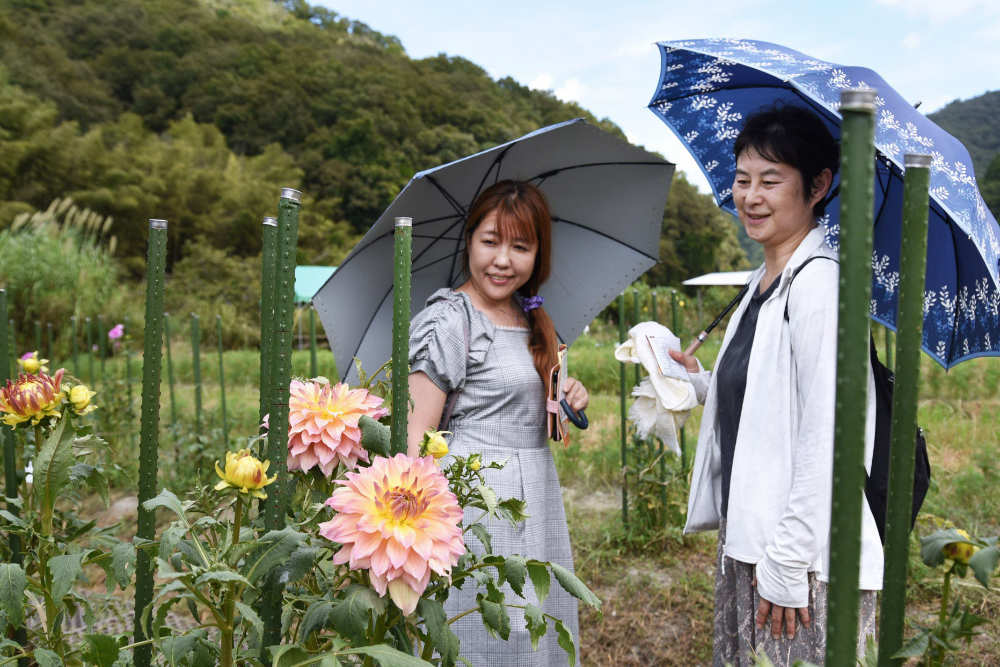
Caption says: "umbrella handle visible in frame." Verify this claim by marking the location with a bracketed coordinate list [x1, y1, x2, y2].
[684, 332, 708, 356]
[560, 398, 589, 430]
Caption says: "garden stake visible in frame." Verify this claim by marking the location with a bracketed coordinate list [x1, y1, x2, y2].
[671, 290, 687, 473]
[259, 216, 278, 427]
[217, 314, 229, 445]
[124, 315, 133, 414]
[97, 314, 106, 386]
[133, 219, 168, 667]
[618, 292, 628, 529]
[7, 318, 14, 379]
[651, 292, 667, 510]
[390, 216, 412, 456]
[164, 313, 177, 424]
[33, 320, 41, 355]
[877, 154, 931, 667]
[86, 316, 94, 384]
[45, 322, 53, 362]
[309, 307, 318, 378]
[826, 88, 876, 666]
[190, 313, 202, 437]
[261, 188, 301, 653]
[71, 315, 78, 377]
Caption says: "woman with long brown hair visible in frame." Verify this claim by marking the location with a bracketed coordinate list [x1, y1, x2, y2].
[407, 179, 588, 665]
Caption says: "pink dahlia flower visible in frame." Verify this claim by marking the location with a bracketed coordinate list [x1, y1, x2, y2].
[319, 454, 466, 615]
[286, 379, 388, 476]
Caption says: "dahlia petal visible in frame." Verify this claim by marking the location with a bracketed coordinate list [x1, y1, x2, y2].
[387, 577, 421, 616]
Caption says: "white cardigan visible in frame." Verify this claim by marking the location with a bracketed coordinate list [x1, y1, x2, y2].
[684, 226, 883, 608]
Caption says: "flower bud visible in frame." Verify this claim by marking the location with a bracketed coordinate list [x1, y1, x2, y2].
[67, 384, 97, 416]
[467, 454, 482, 472]
[942, 529, 978, 565]
[17, 351, 48, 375]
[421, 430, 450, 459]
[214, 449, 276, 499]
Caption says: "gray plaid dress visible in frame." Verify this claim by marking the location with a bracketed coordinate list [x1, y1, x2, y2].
[409, 289, 579, 666]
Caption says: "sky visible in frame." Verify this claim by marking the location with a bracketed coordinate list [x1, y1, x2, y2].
[321, 0, 999, 191]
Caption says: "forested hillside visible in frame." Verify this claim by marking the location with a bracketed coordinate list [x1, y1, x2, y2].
[0, 0, 748, 287]
[929, 90, 1000, 178]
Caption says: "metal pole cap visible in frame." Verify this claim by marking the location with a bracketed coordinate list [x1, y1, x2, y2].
[395, 216, 413, 228]
[262, 216, 278, 227]
[904, 154, 933, 169]
[149, 218, 168, 229]
[840, 88, 877, 112]
[280, 188, 302, 203]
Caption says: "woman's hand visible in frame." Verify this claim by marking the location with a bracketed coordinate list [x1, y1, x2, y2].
[562, 376, 589, 413]
[668, 348, 700, 374]
[755, 595, 811, 640]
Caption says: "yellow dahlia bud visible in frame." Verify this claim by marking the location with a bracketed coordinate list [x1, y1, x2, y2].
[420, 430, 450, 459]
[467, 453, 482, 472]
[66, 384, 97, 416]
[214, 449, 276, 499]
[942, 529, 979, 565]
[17, 351, 48, 375]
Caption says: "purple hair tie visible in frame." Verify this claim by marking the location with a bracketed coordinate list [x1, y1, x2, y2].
[518, 295, 544, 312]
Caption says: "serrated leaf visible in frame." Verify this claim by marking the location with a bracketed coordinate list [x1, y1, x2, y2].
[346, 644, 434, 666]
[359, 414, 392, 457]
[497, 498, 530, 525]
[32, 648, 63, 667]
[160, 630, 205, 666]
[476, 483, 498, 515]
[417, 598, 459, 664]
[142, 488, 187, 520]
[111, 541, 136, 590]
[83, 633, 119, 667]
[550, 562, 600, 609]
[502, 555, 527, 598]
[297, 600, 334, 642]
[0, 509, 28, 529]
[554, 619, 576, 666]
[0, 563, 27, 626]
[246, 527, 306, 582]
[272, 546, 322, 585]
[526, 561, 550, 605]
[236, 601, 263, 640]
[270, 645, 343, 666]
[195, 570, 252, 587]
[524, 603, 547, 650]
[467, 523, 492, 554]
[331, 584, 387, 642]
[49, 552, 85, 602]
[969, 544, 999, 588]
[477, 595, 510, 640]
[69, 462, 109, 507]
[920, 528, 975, 567]
[892, 630, 930, 659]
[32, 417, 75, 521]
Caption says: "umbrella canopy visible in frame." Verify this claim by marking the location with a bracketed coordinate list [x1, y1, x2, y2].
[314, 118, 674, 382]
[648, 38, 1000, 368]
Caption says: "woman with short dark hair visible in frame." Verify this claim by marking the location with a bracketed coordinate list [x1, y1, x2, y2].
[671, 106, 881, 665]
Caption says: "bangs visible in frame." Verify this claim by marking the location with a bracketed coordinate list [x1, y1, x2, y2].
[492, 198, 540, 245]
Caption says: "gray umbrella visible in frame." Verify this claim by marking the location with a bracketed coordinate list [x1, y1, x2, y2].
[313, 118, 674, 382]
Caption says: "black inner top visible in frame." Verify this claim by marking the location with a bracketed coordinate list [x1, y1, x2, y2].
[715, 277, 780, 518]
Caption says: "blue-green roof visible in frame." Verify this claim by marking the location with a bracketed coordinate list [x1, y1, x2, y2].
[295, 265, 337, 303]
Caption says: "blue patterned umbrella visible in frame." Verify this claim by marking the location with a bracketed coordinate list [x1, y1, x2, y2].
[648, 38, 1000, 368]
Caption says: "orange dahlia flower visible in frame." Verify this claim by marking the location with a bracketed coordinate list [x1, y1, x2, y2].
[318, 454, 466, 615]
[0, 369, 66, 427]
[286, 379, 388, 476]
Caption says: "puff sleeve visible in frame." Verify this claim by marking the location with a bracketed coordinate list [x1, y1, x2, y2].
[408, 289, 494, 395]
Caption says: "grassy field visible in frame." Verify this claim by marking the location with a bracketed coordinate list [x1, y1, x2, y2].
[50, 323, 1000, 664]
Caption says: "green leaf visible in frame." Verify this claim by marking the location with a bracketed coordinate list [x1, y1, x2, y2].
[69, 462, 109, 507]
[920, 528, 975, 567]
[346, 644, 435, 666]
[32, 648, 63, 667]
[32, 417, 75, 521]
[158, 521, 187, 561]
[142, 488, 187, 520]
[297, 600, 334, 642]
[476, 483, 498, 515]
[111, 541, 136, 590]
[273, 546, 323, 585]
[0, 563, 27, 627]
[892, 630, 930, 659]
[417, 598, 459, 664]
[554, 619, 577, 667]
[969, 544, 999, 588]
[467, 523, 493, 554]
[502, 555, 527, 598]
[270, 645, 343, 666]
[497, 498, 530, 525]
[236, 601, 263, 640]
[195, 570, 252, 587]
[477, 595, 510, 640]
[82, 633, 120, 667]
[330, 584, 387, 643]
[550, 562, 601, 609]
[48, 552, 85, 602]
[246, 527, 306, 582]
[160, 630, 205, 666]
[359, 414, 391, 457]
[0, 509, 28, 529]
[527, 561, 550, 605]
[524, 603, 547, 650]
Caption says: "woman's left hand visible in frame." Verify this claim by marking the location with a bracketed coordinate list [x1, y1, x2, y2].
[755, 596, 811, 640]
[563, 376, 589, 412]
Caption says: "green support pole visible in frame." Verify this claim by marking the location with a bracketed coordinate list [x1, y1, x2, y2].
[86, 316, 94, 384]
[671, 290, 687, 473]
[45, 322, 53, 363]
[259, 217, 278, 428]
[8, 318, 15, 378]
[877, 155, 931, 666]
[618, 293, 628, 529]
[309, 307, 318, 378]
[97, 314, 106, 386]
[190, 313, 202, 437]
[390, 216, 412, 456]
[261, 188, 301, 652]
[133, 219, 168, 667]
[124, 315, 133, 413]
[164, 313, 177, 425]
[71, 315, 78, 378]
[217, 314, 229, 445]
[826, 88, 877, 666]
[33, 320, 41, 355]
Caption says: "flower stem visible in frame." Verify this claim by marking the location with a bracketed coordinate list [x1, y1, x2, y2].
[221, 497, 244, 667]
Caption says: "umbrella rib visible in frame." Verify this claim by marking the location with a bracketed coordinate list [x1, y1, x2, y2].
[529, 160, 671, 181]
[332, 214, 464, 273]
[551, 216, 660, 263]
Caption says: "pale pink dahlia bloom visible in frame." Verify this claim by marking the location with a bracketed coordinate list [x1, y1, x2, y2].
[318, 454, 466, 615]
[286, 379, 388, 475]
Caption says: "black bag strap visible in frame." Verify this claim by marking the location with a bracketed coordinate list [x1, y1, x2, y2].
[438, 309, 470, 431]
[783, 255, 839, 322]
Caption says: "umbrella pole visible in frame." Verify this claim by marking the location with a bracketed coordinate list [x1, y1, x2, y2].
[390, 217, 412, 456]
[826, 88, 877, 666]
[134, 219, 168, 667]
[877, 155, 931, 667]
